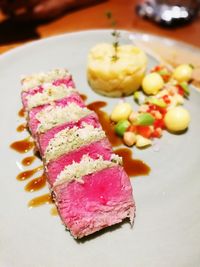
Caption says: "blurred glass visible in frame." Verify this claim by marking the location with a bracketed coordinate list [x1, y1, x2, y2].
[136, 0, 200, 26]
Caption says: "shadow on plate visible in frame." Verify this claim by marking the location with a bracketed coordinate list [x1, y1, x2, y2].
[73, 218, 131, 244]
[166, 128, 188, 135]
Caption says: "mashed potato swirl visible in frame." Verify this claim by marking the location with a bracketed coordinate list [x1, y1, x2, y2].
[87, 43, 147, 97]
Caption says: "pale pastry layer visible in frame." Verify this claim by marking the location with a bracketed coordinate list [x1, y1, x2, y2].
[26, 84, 76, 110]
[36, 103, 91, 133]
[54, 154, 122, 186]
[45, 123, 105, 162]
[21, 68, 70, 91]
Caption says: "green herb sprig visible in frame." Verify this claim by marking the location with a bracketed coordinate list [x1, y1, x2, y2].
[105, 11, 120, 62]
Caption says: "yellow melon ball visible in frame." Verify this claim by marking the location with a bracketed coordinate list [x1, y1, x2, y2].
[111, 102, 132, 122]
[142, 72, 164, 95]
[164, 107, 190, 132]
[173, 64, 193, 82]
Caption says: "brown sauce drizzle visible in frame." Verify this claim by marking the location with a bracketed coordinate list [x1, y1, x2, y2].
[50, 206, 58, 216]
[18, 108, 25, 117]
[12, 99, 150, 212]
[17, 165, 43, 181]
[16, 123, 27, 132]
[80, 94, 87, 101]
[114, 148, 150, 176]
[28, 193, 53, 208]
[87, 101, 122, 147]
[87, 101, 150, 176]
[25, 173, 46, 192]
[21, 156, 36, 166]
[10, 137, 34, 153]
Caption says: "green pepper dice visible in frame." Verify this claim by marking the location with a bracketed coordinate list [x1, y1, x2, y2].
[115, 120, 131, 136]
[135, 113, 155, 126]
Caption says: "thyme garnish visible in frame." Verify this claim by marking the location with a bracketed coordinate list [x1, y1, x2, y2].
[105, 11, 120, 62]
[189, 63, 194, 69]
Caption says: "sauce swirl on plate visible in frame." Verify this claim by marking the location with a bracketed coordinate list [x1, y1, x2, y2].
[18, 108, 25, 117]
[17, 165, 43, 181]
[11, 101, 150, 212]
[21, 156, 36, 166]
[87, 101, 122, 147]
[114, 148, 150, 176]
[16, 123, 27, 132]
[10, 137, 34, 153]
[28, 193, 53, 208]
[25, 173, 46, 192]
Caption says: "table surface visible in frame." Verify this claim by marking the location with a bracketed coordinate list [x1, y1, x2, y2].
[0, 0, 200, 55]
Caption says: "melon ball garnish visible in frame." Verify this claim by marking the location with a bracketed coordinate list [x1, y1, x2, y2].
[164, 107, 190, 132]
[111, 102, 133, 122]
[142, 72, 164, 95]
[173, 64, 193, 82]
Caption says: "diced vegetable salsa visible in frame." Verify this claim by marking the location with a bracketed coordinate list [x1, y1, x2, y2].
[110, 64, 192, 148]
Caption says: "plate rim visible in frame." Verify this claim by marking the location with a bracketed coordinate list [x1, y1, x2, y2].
[1, 28, 200, 267]
[1, 29, 200, 59]
[1, 29, 199, 94]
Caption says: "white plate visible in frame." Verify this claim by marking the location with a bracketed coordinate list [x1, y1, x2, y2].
[0, 30, 200, 267]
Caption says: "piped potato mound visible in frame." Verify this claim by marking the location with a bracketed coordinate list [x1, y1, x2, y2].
[87, 43, 147, 97]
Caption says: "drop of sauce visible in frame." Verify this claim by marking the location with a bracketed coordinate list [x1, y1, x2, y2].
[16, 123, 27, 132]
[80, 94, 87, 101]
[114, 148, 150, 176]
[18, 108, 25, 117]
[10, 137, 35, 153]
[50, 206, 58, 216]
[87, 101, 122, 147]
[28, 193, 53, 208]
[21, 156, 36, 166]
[25, 173, 46, 192]
[17, 165, 43, 181]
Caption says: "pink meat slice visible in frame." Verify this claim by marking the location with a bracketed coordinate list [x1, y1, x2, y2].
[21, 85, 43, 108]
[53, 165, 135, 239]
[28, 94, 84, 137]
[21, 77, 75, 110]
[37, 112, 100, 157]
[20, 69, 136, 239]
[46, 138, 112, 187]
[53, 78, 75, 87]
